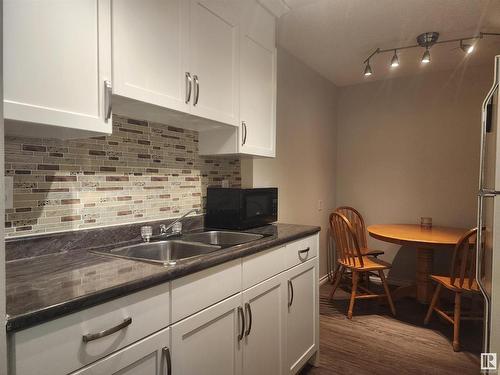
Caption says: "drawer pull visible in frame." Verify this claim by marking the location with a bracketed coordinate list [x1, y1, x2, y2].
[244, 302, 252, 337]
[237, 306, 245, 341]
[82, 317, 132, 343]
[288, 280, 294, 308]
[162, 347, 172, 375]
[298, 247, 310, 259]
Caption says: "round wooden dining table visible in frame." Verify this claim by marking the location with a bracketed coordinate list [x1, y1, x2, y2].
[367, 224, 468, 304]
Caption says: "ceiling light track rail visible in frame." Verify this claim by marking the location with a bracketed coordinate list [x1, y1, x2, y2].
[362, 31, 500, 76]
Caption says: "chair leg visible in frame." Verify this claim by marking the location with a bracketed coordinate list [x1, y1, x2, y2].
[329, 266, 345, 300]
[453, 292, 462, 352]
[348, 271, 359, 319]
[378, 270, 396, 316]
[330, 263, 341, 285]
[424, 284, 442, 325]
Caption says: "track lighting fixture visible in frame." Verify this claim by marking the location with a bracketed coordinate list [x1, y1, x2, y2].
[421, 48, 431, 64]
[361, 31, 500, 77]
[390, 50, 399, 67]
[460, 40, 474, 54]
[364, 61, 373, 76]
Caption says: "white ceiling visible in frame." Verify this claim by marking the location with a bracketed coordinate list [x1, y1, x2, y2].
[277, 0, 500, 86]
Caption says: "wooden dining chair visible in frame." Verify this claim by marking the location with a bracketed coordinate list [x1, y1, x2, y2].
[331, 207, 384, 285]
[329, 212, 396, 319]
[424, 228, 482, 351]
[335, 206, 384, 258]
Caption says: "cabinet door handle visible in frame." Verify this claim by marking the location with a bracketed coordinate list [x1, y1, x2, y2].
[104, 80, 112, 122]
[244, 302, 252, 337]
[237, 306, 245, 341]
[288, 280, 294, 308]
[193, 75, 200, 106]
[298, 247, 310, 260]
[242, 121, 247, 146]
[82, 317, 132, 343]
[185, 72, 192, 104]
[162, 347, 172, 375]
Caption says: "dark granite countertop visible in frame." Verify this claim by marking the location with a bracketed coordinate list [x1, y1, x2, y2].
[6, 223, 320, 332]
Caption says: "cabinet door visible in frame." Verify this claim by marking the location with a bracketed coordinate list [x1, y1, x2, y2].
[3, 0, 112, 137]
[239, 1, 276, 157]
[171, 293, 243, 375]
[72, 328, 171, 375]
[189, 0, 240, 126]
[112, 0, 190, 114]
[242, 273, 286, 375]
[286, 259, 318, 374]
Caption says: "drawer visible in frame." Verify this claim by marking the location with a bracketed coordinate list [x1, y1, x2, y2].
[12, 283, 170, 375]
[285, 235, 318, 269]
[242, 246, 286, 289]
[171, 259, 241, 323]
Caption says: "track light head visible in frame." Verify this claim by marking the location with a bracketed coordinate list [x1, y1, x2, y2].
[390, 50, 399, 67]
[364, 61, 373, 76]
[421, 48, 431, 64]
[460, 40, 474, 54]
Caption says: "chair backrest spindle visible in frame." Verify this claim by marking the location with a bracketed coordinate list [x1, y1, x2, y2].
[450, 228, 479, 289]
[329, 212, 364, 268]
[335, 206, 368, 249]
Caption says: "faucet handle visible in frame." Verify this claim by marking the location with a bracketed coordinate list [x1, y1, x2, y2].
[141, 226, 153, 242]
[160, 224, 168, 234]
[171, 222, 182, 234]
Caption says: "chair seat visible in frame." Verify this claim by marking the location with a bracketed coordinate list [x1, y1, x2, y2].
[430, 275, 480, 292]
[339, 256, 392, 271]
[360, 247, 384, 257]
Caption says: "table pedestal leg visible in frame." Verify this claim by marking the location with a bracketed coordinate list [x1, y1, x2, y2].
[416, 247, 434, 304]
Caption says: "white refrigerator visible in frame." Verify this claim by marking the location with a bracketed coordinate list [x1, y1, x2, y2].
[477, 55, 500, 360]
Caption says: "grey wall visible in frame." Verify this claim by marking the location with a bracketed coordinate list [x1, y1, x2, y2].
[336, 64, 493, 282]
[242, 48, 339, 278]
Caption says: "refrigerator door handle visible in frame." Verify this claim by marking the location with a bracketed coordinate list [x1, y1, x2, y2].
[478, 56, 500, 191]
[476, 194, 491, 353]
[479, 81, 499, 191]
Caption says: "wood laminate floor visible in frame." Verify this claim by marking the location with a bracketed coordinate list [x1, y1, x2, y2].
[300, 280, 482, 375]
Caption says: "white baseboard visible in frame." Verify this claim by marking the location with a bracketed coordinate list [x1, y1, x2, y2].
[319, 274, 330, 286]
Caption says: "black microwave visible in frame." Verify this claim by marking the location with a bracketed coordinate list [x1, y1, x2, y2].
[205, 188, 278, 230]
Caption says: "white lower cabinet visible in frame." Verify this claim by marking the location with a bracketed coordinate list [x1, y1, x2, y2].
[171, 293, 243, 375]
[285, 259, 319, 374]
[171, 272, 290, 375]
[71, 328, 171, 375]
[242, 274, 286, 375]
[10, 234, 319, 375]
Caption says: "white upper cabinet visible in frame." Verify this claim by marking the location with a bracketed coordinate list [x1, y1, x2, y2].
[111, 0, 240, 130]
[189, 0, 240, 126]
[112, 0, 190, 114]
[3, 0, 112, 138]
[198, 0, 277, 157]
[4, 0, 276, 150]
[239, 0, 277, 157]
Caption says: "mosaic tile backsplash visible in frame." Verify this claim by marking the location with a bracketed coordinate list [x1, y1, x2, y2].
[5, 115, 241, 237]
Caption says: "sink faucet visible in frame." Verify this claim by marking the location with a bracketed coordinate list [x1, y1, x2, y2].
[159, 209, 200, 238]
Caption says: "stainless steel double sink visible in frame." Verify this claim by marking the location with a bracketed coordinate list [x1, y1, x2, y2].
[90, 231, 264, 266]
